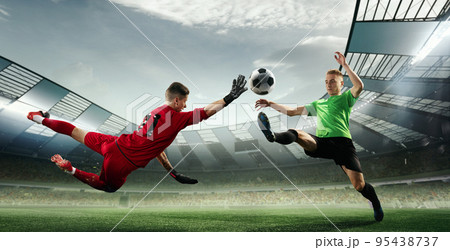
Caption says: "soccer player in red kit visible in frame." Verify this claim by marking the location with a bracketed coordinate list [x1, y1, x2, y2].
[27, 75, 247, 192]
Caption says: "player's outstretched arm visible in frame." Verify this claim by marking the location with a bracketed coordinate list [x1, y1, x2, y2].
[255, 99, 307, 117]
[334, 51, 364, 98]
[156, 152, 198, 184]
[204, 74, 248, 117]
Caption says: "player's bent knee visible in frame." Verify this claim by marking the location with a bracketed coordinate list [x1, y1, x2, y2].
[71, 127, 88, 144]
[354, 182, 364, 192]
[295, 130, 317, 152]
[295, 129, 308, 138]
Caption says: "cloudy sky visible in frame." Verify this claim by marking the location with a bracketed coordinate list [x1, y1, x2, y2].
[0, 0, 356, 126]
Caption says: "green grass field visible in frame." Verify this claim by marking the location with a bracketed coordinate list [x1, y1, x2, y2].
[0, 206, 449, 232]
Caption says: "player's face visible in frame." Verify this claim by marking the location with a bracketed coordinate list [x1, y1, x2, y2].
[325, 74, 343, 96]
[174, 95, 188, 112]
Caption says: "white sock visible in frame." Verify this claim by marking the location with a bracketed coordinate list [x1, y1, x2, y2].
[33, 115, 45, 124]
[70, 167, 76, 175]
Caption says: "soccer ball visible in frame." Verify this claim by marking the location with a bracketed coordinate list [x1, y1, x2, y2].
[249, 68, 275, 95]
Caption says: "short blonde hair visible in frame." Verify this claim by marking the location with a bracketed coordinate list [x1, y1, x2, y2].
[326, 69, 343, 82]
[327, 69, 343, 77]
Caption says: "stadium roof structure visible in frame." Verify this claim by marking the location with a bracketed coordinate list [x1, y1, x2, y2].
[338, 0, 450, 150]
[0, 0, 449, 172]
[0, 56, 131, 165]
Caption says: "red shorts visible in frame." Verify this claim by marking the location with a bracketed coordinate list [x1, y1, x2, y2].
[84, 132, 138, 189]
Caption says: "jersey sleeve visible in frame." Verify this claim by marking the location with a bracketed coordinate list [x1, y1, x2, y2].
[305, 101, 317, 116]
[345, 89, 358, 108]
[178, 108, 209, 128]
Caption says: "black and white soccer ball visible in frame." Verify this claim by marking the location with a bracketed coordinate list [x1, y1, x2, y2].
[249, 68, 275, 95]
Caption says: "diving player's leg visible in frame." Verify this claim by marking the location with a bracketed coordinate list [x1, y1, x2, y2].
[27, 111, 50, 122]
[71, 127, 88, 144]
[73, 165, 120, 193]
[27, 111, 88, 145]
[342, 165, 383, 221]
[51, 154, 120, 193]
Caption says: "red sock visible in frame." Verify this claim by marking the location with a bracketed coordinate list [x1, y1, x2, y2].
[42, 118, 76, 136]
[73, 169, 115, 192]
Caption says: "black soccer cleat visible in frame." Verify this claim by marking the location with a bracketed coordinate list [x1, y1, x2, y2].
[374, 206, 384, 222]
[257, 112, 275, 142]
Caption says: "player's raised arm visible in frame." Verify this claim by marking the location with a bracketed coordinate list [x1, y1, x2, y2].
[334, 51, 364, 98]
[204, 74, 247, 117]
[255, 99, 307, 117]
[156, 152, 198, 184]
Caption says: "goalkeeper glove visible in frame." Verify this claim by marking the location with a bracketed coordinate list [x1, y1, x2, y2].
[223, 74, 247, 106]
[170, 169, 198, 184]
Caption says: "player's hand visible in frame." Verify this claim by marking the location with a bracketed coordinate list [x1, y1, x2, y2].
[334, 51, 348, 67]
[230, 74, 248, 99]
[169, 170, 198, 184]
[223, 74, 247, 106]
[255, 99, 270, 110]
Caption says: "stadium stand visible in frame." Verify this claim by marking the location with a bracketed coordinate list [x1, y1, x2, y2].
[1, 142, 447, 187]
[0, 142, 448, 208]
[1, 182, 448, 209]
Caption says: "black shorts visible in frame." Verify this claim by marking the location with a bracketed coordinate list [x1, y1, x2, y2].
[304, 134, 363, 173]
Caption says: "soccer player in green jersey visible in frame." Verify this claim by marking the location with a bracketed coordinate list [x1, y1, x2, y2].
[255, 52, 383, 221]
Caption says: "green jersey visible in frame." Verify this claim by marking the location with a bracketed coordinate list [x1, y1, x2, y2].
[305, 90, 357, 139]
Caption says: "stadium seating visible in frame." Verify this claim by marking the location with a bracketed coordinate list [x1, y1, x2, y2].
[0, 143, 448, 208]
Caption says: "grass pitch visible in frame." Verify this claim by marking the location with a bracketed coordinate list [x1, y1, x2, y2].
[0, 206, 448, 232]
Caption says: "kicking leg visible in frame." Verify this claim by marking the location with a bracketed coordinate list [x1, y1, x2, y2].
[342, 165, 383, 221]
[51, 154, 117, 193]
[293, 130, 317, 152]
[257, 112, 316, 151]
[28, 111, 87, 144]
[257, 112, 297, 144]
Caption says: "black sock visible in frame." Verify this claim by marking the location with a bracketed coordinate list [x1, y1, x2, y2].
[359, 183, 381, 209]
[274, 129, 298, 145]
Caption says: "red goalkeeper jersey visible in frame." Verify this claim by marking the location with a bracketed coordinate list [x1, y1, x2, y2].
[116, 104, 208, 167]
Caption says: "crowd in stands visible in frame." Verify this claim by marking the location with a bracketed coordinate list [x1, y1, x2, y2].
[0, 143, 447, 189]
[124, 144, 449, 189]
[0, 182, 448, 209]
[0, 154, 87, 185]
[131, 182, 449, 208]
[0, 187, 121, 207]
[0, 142, 448, 212]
